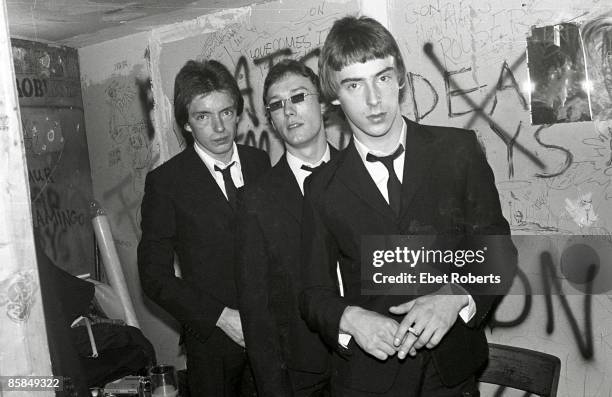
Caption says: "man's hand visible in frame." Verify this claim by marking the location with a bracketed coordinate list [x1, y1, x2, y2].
[216, 307, 245, 347]
[340, 306, 399, 361]
[388, 293, 468, 359]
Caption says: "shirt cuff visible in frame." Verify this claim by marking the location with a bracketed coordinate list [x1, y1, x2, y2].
[458, 294, 476, 323]
[338, 332, 352, 348]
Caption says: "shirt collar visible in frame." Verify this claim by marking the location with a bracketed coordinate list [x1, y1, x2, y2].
[286, 143, 331, 177]
[194, 141, 241, 174]
[354, 118, 407, 162]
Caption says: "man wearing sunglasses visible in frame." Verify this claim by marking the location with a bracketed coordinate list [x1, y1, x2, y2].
[236, 59, 336, 396]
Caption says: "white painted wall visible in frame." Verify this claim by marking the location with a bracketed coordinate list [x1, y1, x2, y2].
[0, 0, 53, 391]
[79, 31, 184, 368]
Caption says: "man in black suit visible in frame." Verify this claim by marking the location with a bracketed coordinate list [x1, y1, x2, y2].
[236, 60, 334, 397]
[138, 59, 270, 396]
[300, 16, 518, 396]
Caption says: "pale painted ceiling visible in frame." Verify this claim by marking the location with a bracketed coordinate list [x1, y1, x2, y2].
[6, 0, 263, 47]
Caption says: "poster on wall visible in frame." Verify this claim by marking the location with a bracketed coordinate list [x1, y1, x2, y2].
[527, 24, 592, 125]
[12, 39, 95, 276]
[582, 15, 612, 121]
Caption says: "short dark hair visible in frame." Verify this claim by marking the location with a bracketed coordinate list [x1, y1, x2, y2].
[318, 16, 406, 102]
[173, 59, 243, 133]
[262, 59, 322, 106]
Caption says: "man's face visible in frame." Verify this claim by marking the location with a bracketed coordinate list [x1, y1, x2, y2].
[184, 90, 237, 163]
[266, 73, 324, 150]
[549, 63, 571, 107]
[331, 56, 402, 143]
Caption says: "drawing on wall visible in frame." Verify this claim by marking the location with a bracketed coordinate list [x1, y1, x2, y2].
[0, 271, 37, 323]
[106, 79, 136, 144]
[582, 13, 612, 121]
[527, 24, 592, 125]
[104, 74, 156, 194]
[565, 191, 599, 227]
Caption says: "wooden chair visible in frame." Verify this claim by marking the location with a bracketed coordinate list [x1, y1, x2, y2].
[478, 343, 561, 396]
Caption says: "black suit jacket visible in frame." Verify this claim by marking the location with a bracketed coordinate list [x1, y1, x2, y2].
[299, 119, 517, 393]
[138, 144, 270, 354]
[236, 148, 337, 396]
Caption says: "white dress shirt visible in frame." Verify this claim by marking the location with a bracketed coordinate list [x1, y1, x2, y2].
[286, 144, 331, 194]
[194, 142, 244, 200]
[353, 122, 407, 202]
[339, 120, 475, 348]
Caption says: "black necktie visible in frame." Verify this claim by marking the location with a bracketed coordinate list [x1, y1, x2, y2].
[300, 162, 326, 173]
[366, 145, 404, 216]
[214, 162, 237, 209]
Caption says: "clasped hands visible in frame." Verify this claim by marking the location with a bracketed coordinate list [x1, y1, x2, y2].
[340, 293, 468, 361]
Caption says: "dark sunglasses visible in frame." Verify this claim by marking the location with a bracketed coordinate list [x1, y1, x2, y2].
[266, 92, 318, 112]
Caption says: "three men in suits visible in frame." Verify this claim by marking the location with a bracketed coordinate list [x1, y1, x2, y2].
[236, 60, 333, 397]
[138, 59, 269, 396]
[299, 16, 518, 396]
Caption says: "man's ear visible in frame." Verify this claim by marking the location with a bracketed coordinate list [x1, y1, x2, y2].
[331, 99, 341, 106]
[184, 123, 192, 133]
[320, 101, 328, 114]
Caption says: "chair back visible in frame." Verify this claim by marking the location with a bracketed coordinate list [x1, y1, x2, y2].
[478, 343, 561, 396]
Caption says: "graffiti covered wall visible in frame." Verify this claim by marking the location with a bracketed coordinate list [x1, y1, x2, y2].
[79, 31, 180, 366]
[389, 0, 612, 395]
[150, 0, 358, 164]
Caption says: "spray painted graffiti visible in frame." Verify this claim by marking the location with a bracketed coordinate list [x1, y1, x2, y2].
[417, 42, 589, 180]
[31, 184, 88, 265]
[232, 46, 330, 153]
[407, 72, 439, 123]
[491, 250, 594, 360]
[103, 151, 160, 237]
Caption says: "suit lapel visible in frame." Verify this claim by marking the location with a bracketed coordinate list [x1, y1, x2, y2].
[400, 118, 435, 217]
[183, 146, 233, 211]
[238, 145, 259, 185]
[337, 141, 396, 221]
[269, 155, 303, 223]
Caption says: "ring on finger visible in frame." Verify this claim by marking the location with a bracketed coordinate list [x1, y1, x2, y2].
[408, 326, 420, 337]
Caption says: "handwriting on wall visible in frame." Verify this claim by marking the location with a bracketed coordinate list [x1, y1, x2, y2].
[390, 6, 612, 395]
[152, 0, 356, 161]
